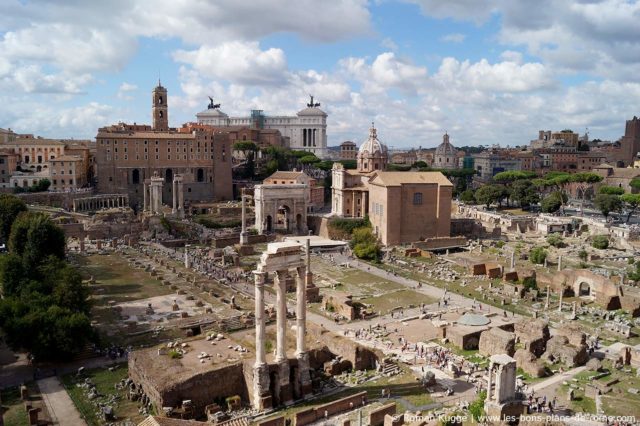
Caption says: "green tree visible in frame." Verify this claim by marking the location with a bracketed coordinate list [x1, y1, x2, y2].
[8, 212, 66, 268]
[541, 191, 565, 213]
[459, 189, 476, 204]
[350, 227, 380, 261]
[510, 179, 540, 208]
[0, 194, 27, 242]
[620, 193, 640, 223]
[594, 193, 622, 219]
[591, 235, 609, 250]
[233, 141, 258, 178]
[572, 172, 603, 214]
[529, 247, 547, 265]
[598, 185, 625, 196]
[629, 177, 640, 193]
[299, 155, 321, 165]
[475, 184, 508, 208]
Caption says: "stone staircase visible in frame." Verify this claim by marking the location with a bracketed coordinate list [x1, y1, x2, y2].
[380, 358, 401, 376]
[216, 416, 250, 426]
[220, 315, 252, 332]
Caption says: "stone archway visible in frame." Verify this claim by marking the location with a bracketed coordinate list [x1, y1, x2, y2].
[579, 282, 591, 296]
[277, 205, 291, 232]
[266, 215, 273, 232]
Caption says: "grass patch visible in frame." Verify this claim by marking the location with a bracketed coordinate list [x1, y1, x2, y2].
[62, 363, 144, 426]
[360, 289, 436, 314]
[0, 386, 30, 426]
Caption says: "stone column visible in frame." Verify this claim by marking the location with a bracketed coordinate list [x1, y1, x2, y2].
[172, 177, 178, 214]
[295, 266, 312, 396]
[184, 245, 190, 269]
[252, 270, 270, 410]
[558, 288, 563, 312]
[486, 363, 493, 401]
[545, 285, 550, 310]
[177, 175, 184, 217]
[274, 270, 287, 362]
[494, 364, 503, 403]
[143, 183, 148, 212]
[558, 255, 562, 271]
[240, 190, 249, 245]
[254, 271, 267, 366]
[510, 251, 515, 270]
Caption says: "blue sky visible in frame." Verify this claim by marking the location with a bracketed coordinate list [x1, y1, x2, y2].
[1, 0, 639, 148]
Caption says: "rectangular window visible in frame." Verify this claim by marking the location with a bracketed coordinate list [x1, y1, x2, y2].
[413, 192, 423, 205]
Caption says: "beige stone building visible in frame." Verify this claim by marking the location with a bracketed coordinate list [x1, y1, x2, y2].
[331, 124, 453, 245]
[339, 141, 357, 160]
[368, 172, 452, 245]
[0, 149, 18, 191]
[96, 83, 233, 210]
[50, 155, 88, 191]
[263, 170, 324, 210]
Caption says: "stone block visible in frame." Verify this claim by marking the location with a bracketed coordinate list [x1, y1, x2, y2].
[479, 328, 515, 357]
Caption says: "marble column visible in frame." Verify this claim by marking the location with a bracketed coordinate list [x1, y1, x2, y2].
[295, 266, 307, 355]
[274, 271, 287, 362]
[295, 266, 312, 396]
[240, 191, 249, 245]
[545, 285, 550, 310]
[558, 255, 562, 271]
[254, 271, 266, 366]
[143, 183, 148, 212]
[510, 251, 515, 270]
[252, 270, 270, 410]
[184, 245, 190, 269]
[487, 363, 493, 401]
[558, 288, 563, 312]
[172, 178, 178, 214]
[177, 175, 184, 217]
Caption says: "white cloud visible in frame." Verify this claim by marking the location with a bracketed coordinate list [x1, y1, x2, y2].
[117, 82, 138, 100]
[173, 41, 288, 86]
[434, 57, 555, 92]
[440, 33, 466, 43]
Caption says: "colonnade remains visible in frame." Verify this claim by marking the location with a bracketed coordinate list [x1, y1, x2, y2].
[252, 241, 312, 410]
[73, 194, 129, 212]
[143, 172, 185, 217]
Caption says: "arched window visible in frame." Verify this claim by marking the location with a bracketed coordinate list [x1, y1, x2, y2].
[165, 168, 173, 183]
[132, 169, 140, 184]
[158, 96, 163, 105]
[197, 168, 204, 182]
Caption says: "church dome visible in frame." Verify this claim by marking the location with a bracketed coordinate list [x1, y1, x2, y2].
[435, 133, 456, 156]
[358, 123, 387, 156]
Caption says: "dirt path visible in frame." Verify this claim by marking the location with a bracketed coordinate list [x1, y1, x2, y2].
[38, 376, 87, 426]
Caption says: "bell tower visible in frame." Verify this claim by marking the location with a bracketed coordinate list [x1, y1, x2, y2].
[152, 81, 168, 131]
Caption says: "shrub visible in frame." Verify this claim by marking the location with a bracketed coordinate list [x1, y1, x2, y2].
[168, 350, 182, 359]
[468, 391, 486, 422]
[591, 235, 609, 250]
[529, 247, 547, 265]
[522, 276, 537, 290]
[546, 233, 564, 248]
[578, 249, 588, 261]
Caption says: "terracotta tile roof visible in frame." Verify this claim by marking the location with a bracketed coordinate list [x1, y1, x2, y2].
[368, 171, 453, 187]
[266, 170, 307, 180]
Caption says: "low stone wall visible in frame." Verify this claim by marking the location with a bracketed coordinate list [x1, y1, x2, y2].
[211, 233, 271, 248]
[369, 402, 396, 426]
[17, 190, 95, 210]
[256, 416, 286, 426]
[128, 357, 249, 418]
[307, 325, 380, 371]
[413, 236, 467, 250]
[294, 391, 367, 426]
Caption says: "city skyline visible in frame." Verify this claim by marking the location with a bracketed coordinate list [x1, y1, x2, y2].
[1, 0, 639, 148]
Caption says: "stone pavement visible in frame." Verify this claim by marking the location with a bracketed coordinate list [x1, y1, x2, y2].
[38, 376, 87, 426]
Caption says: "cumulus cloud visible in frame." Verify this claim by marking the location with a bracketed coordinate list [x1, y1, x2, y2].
[173, 42, 288, 86]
